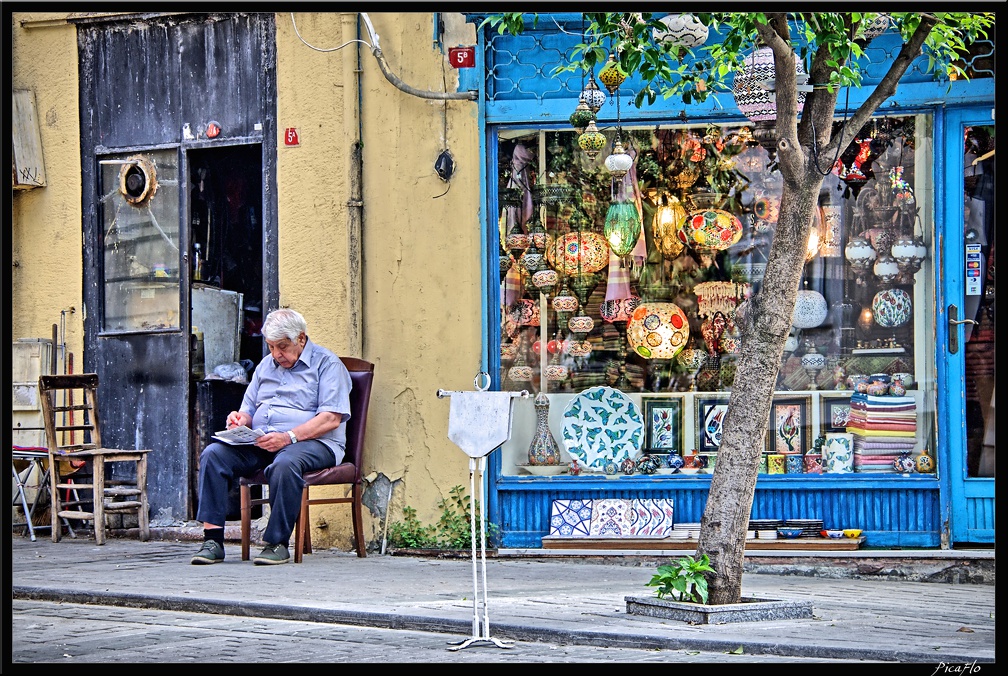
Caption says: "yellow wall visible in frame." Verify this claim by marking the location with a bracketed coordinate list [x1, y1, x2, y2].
[11, 11, 484, 552]
[11, 13, 86, 370]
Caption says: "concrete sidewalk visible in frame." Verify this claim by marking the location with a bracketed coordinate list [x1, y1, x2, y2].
[10, 536, 995, 663]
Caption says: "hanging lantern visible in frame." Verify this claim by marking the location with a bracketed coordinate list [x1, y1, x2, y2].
[598, 53, 626, 95]
[604, 138, 634, 179]
[505, 222, 529, 259]
[677, 345, 708, 371]
[844, 235, 877, 271]
[683, 207, 743, 252]
[791, 289, 828, 329]
[652, 194, 686, 259]
[577, 119, 607, 160]
[859, 13, 891, 41]
[568, 311, 594, 337]
[652, 13, 709, 49]
[532, 269, 558, 293]
[872, 288, 913, 327]
[579, 77, 606, 113]
[600, 296, 640, 323]
[567, 339, 593, 358]
[527, 214, 548, 249]
[626, 302, 690, 360]
[520, 242, 545, 274]
[819, 203, 844, 257]
[890, 235, 927, 274]
[548, 231, 609, 275]
[568, 101, 594, 132]
[873, 253, 900, 284]
[732, 45, 809, 123]
[498, 243, 513, 283]
[604, 201, 641, 258]
[552, 284, 579, 314]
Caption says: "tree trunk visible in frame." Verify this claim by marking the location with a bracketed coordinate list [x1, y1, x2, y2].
[698, 171, 824, 604]
[696, 13, 938, 607]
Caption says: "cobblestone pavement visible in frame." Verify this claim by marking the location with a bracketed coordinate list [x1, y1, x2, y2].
[11, 537, 995, 664]
[11, 600, 859, 663]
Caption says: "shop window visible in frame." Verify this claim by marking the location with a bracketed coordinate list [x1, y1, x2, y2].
[100, 149, 181, 332]
[494, 115, 938, 477]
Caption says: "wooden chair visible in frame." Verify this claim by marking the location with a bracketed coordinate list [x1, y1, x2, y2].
[38, 373, 151, 545]
[240, 356, 374, 562]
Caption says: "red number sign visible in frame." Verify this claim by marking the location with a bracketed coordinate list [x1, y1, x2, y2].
[284, 128, 300, 146]
[448, 47, 475, 69]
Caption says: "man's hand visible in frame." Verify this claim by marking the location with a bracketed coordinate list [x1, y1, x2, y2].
[226, 411, 253, 429]
[254, 432, 292, 453]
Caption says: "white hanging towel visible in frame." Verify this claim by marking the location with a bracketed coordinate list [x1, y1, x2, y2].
[447, 391, 517, 458]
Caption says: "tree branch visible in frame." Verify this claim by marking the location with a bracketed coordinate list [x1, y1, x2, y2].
[755, 16, 804, 180]
[821, 14, 938, 159]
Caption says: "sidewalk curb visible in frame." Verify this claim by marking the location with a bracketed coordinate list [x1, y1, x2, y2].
[12, 585, 991, 663]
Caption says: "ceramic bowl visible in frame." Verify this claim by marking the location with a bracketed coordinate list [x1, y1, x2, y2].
[822, 529, 844, 539]
[777, 528, 803, 539]
[843, 528, 862, 538]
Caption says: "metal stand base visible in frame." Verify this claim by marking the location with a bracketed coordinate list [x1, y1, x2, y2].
[448, 636, 514, 651]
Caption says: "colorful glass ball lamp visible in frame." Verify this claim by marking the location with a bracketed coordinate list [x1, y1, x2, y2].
[626, 302, 690, 359]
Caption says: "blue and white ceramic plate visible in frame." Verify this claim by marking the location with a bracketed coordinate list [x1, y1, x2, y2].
[562, 386, 643, 471]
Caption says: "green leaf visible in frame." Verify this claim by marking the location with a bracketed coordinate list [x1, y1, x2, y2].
[730, 645, 745, 655]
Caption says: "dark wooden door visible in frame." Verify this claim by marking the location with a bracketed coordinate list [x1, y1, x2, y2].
[79, 13, 277, 521]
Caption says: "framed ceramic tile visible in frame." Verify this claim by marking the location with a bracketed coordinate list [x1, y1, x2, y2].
[696, 397, 730, 453]
[821, 395, 853, 434]
[768, 396, 810, 455]
[645, 399, 683, 453]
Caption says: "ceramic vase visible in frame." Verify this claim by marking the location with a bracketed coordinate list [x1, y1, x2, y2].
[893, 452, 916, 474]
[665, 453, 684, 472]
[785, 454, 804, 474]
[768, 454, 786, 474]
[915, 448, 935, 473]
[758, 454, 769, 474]
[803, 453, 823, 474]
[527, 392, 562, 466]
[888, 376, 906, 396]
[824, 433, 854, 473]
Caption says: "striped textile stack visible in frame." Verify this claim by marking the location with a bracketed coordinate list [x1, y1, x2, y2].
[847, 393, 917, 472]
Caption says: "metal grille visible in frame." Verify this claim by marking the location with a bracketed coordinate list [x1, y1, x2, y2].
[483, 20, 994, 105]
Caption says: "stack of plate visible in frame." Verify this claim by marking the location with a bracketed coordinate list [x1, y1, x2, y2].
[785, 519, 824, 537]
[672, 522, 701, 539]
[748, 519, 784, 540]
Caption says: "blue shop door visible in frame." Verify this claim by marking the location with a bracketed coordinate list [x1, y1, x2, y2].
[940, 107, 995, 545]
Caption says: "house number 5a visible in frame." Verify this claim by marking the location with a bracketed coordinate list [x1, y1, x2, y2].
[448, 47, 474, 68]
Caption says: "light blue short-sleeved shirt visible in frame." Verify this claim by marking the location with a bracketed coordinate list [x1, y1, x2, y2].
[240, 338, 352, 464]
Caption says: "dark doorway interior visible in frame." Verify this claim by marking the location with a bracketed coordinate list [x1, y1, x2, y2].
[188, 144, 264, 362]
[188, 143, 264, 520]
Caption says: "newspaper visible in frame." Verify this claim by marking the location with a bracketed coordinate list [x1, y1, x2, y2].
[212, 425, 266, 446]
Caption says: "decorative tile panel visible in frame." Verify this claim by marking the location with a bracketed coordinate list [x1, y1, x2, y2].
[548, 498, 675, 538]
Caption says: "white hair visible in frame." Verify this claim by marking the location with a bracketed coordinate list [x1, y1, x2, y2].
[262, 308, 307, 342]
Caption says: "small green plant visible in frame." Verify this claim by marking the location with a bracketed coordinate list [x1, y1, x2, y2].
[387, 485, 499, 550]
[646, 553, 715, 604]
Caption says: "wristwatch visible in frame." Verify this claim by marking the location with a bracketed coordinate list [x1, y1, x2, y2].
[287, 430, 298, 445]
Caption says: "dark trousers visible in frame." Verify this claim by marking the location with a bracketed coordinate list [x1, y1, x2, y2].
[196, 440, 336, 547]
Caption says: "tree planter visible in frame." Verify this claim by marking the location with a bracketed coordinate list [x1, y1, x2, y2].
[625, 595, 812, 624]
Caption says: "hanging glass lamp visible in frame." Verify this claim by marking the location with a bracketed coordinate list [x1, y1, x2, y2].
[598, 53, 627, 95]
[604, 201, 641, 258]
[579, 77, 606, 113]
[577, 119, 607, 160]
[604, 138, 634, 180]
